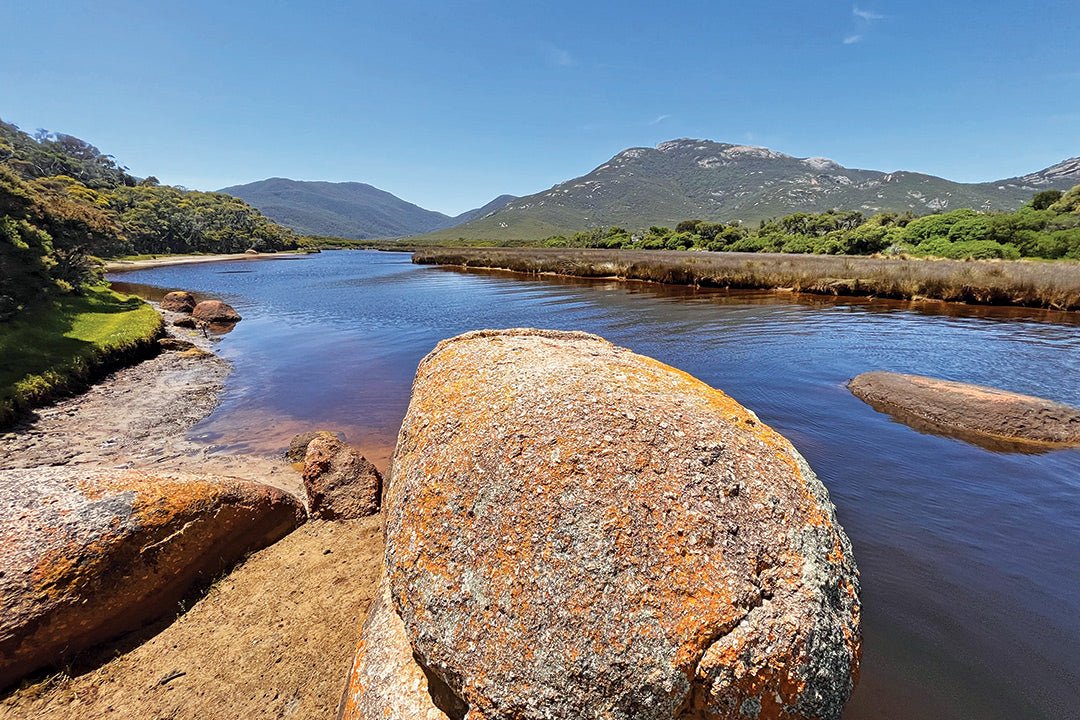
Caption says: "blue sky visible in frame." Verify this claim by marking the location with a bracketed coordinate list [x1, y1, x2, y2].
[3, 1, 1078, 214]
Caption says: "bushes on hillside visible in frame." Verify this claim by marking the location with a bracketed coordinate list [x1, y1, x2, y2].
[1, 119, 299, 314]
[538, 186, 1080, 260]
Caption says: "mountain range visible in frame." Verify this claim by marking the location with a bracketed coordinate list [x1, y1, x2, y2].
[219, 141, 1080, 242]
[218, 177, 515, 240]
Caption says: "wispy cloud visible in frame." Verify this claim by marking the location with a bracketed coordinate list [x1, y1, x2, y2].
[542, 43, 575, 67]
[648, 114, 672, 126]
[844, 5, 887, 44]
[853, 6, 885, 21]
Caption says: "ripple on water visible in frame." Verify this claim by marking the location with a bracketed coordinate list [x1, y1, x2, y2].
[110, 250, 1080, 720]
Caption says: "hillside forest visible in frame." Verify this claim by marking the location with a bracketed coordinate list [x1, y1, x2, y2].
[0, 119, 298, 316]
[540, 187, 1080, 260]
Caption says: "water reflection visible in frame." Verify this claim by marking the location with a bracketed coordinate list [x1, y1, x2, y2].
[109, 250, 1080, 720]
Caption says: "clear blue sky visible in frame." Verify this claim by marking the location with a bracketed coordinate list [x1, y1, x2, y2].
[3, 1, 1078, 214]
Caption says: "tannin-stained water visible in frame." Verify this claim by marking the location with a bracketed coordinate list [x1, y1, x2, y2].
[111, 250, 1080, 720]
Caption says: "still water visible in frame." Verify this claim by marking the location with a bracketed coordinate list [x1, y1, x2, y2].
[111, 250, 1080, 720]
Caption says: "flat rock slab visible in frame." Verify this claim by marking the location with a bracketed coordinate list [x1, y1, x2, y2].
[849, 371, 1080, 451]
[377, 329, 860, 720]
[0, 467, 305, 688]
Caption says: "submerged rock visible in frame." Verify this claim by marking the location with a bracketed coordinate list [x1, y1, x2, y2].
[172, 316, 200, 329]
[849, 371, 1080, 450]
[303, 435, 382, 520]
[0, 467, 305, 688]
[192, 300, 241, 323]
[160, 291, 196, 313]
[354, 328, 860, 720]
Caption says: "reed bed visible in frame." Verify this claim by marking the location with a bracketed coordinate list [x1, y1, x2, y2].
[413, 248, 1080, 311]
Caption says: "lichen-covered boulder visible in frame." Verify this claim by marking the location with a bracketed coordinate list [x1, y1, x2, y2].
[0, 467, 306, 688]
[160, 291, 196, 313]
[380, 329, 860, 720]
[338, 577, 457, 720]
[303, 435, 382, 519]
[286, 429, 340, 463]
[849, 371, 1080, 450]
[192, 299, 241, 323]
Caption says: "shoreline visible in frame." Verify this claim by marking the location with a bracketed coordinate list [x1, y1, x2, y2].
[0, 302, 302, 495]
[412, 247, 1080, 311]
[0, 302, 385, 720]
[103, 251, 312, 273]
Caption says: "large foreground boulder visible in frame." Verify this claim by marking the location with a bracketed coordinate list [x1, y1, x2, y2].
[0, 467, 305, 688]
[303, 435, 382, 519]
[160, 290, 196, 313]
[338, 577, 457, 720]
[347, 329, 860, 720]
[849, 371, 1080, 450]
[192, 299, 241, 323]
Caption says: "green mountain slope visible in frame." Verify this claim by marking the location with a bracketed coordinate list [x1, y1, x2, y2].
[219, 178, 516, 239]
[415, 139, 1080, 242]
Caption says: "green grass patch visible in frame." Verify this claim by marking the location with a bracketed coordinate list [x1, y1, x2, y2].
[0, 287, 163, 425]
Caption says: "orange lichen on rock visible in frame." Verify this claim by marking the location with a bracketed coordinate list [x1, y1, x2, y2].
[338, 577, 455, 720]
[0, 466, 305, 689]
[343, 329, 860, 720]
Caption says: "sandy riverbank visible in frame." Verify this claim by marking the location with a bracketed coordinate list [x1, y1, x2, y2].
[0, 303, 383, 720]
[103, 251, 311, 273]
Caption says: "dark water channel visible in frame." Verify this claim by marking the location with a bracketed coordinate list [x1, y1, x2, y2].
[111, 250, 1080, 720]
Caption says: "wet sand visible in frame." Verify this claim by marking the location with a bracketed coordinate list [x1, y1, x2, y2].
[103, 252, 310, 274]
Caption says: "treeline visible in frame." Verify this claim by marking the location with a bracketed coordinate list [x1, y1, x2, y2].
[0, 119, 297, 315]
[541, 186, 1080, 261]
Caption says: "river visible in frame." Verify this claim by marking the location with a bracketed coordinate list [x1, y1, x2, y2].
[110, 249, 1080, 720]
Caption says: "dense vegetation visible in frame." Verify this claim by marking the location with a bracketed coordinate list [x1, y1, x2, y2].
[538, 186, 1080, 261]
[0, 119, 298, 316]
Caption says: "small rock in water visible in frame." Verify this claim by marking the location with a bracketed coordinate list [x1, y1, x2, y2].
[160, 291, 196, 313]
[192, 300, 241, 323]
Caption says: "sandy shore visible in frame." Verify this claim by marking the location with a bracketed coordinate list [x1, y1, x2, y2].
[0, 304, 382, 719]
[103, 251, 311, 273]
[0, 307, 300, 495]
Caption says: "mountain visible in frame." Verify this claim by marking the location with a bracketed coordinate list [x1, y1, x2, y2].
[218, 178, 516, 240]
[451, 194, 517, 225]
[416, 139, 1080, 242]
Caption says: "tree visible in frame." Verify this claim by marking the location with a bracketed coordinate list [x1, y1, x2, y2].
[1030, 189, 1063, 211]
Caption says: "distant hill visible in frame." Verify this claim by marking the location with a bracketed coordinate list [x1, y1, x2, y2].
[218, 178, 515, 240]
[416, 139, 1080, 242]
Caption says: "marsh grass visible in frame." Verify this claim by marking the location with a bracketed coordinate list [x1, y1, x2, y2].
[0, 287, 163, 425]
[414, 248, 1080, 311]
